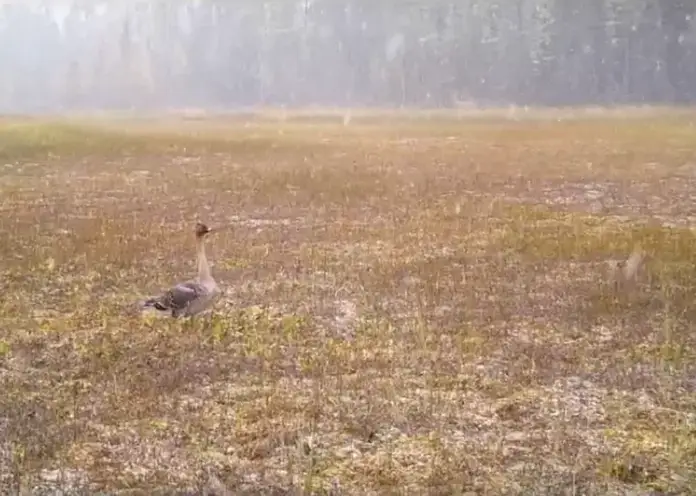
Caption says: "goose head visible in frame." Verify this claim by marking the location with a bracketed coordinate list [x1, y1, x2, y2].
[195, 222, 213, 239]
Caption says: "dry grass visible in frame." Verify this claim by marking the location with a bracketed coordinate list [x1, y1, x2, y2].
[2, 109, 696, 495]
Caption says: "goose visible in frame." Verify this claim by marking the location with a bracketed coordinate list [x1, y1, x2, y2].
[609, 246, 646, 292]
[143, 222, 221, 318]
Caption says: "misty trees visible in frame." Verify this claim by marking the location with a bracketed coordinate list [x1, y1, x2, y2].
[660, 0, 696, 102]
[0, 0, 694, 111]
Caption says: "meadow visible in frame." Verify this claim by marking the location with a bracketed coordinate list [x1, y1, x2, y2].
[1, 108, 696, 494]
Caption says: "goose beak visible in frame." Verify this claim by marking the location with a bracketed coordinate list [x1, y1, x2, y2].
[210, 224, 234, 234]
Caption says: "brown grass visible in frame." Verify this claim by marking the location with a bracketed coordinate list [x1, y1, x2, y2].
[2, 109, 696, 495]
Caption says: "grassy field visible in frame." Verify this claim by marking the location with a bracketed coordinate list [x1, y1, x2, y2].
[1, 108, 696, 495]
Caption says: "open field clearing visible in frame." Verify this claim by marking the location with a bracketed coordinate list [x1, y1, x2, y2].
[2, 109, 696, 494]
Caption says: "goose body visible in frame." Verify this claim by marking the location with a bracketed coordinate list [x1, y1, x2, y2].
[143, 222, 221, 318]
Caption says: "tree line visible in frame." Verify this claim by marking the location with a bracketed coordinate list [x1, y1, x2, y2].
[0, 0, 694, 112]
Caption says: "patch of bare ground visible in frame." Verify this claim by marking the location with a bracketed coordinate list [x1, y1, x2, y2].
[1, 109, 696, 494]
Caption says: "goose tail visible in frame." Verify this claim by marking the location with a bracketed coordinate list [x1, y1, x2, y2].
[142, 297, 169, 312]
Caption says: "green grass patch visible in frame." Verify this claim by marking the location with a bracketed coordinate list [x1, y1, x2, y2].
[497, 204, 696, 264]
[0, 120, 337, 162]
[0, 122, 153, 160]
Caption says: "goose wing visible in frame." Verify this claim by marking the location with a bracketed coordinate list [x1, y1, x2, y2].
[144, 281, 206, 316]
